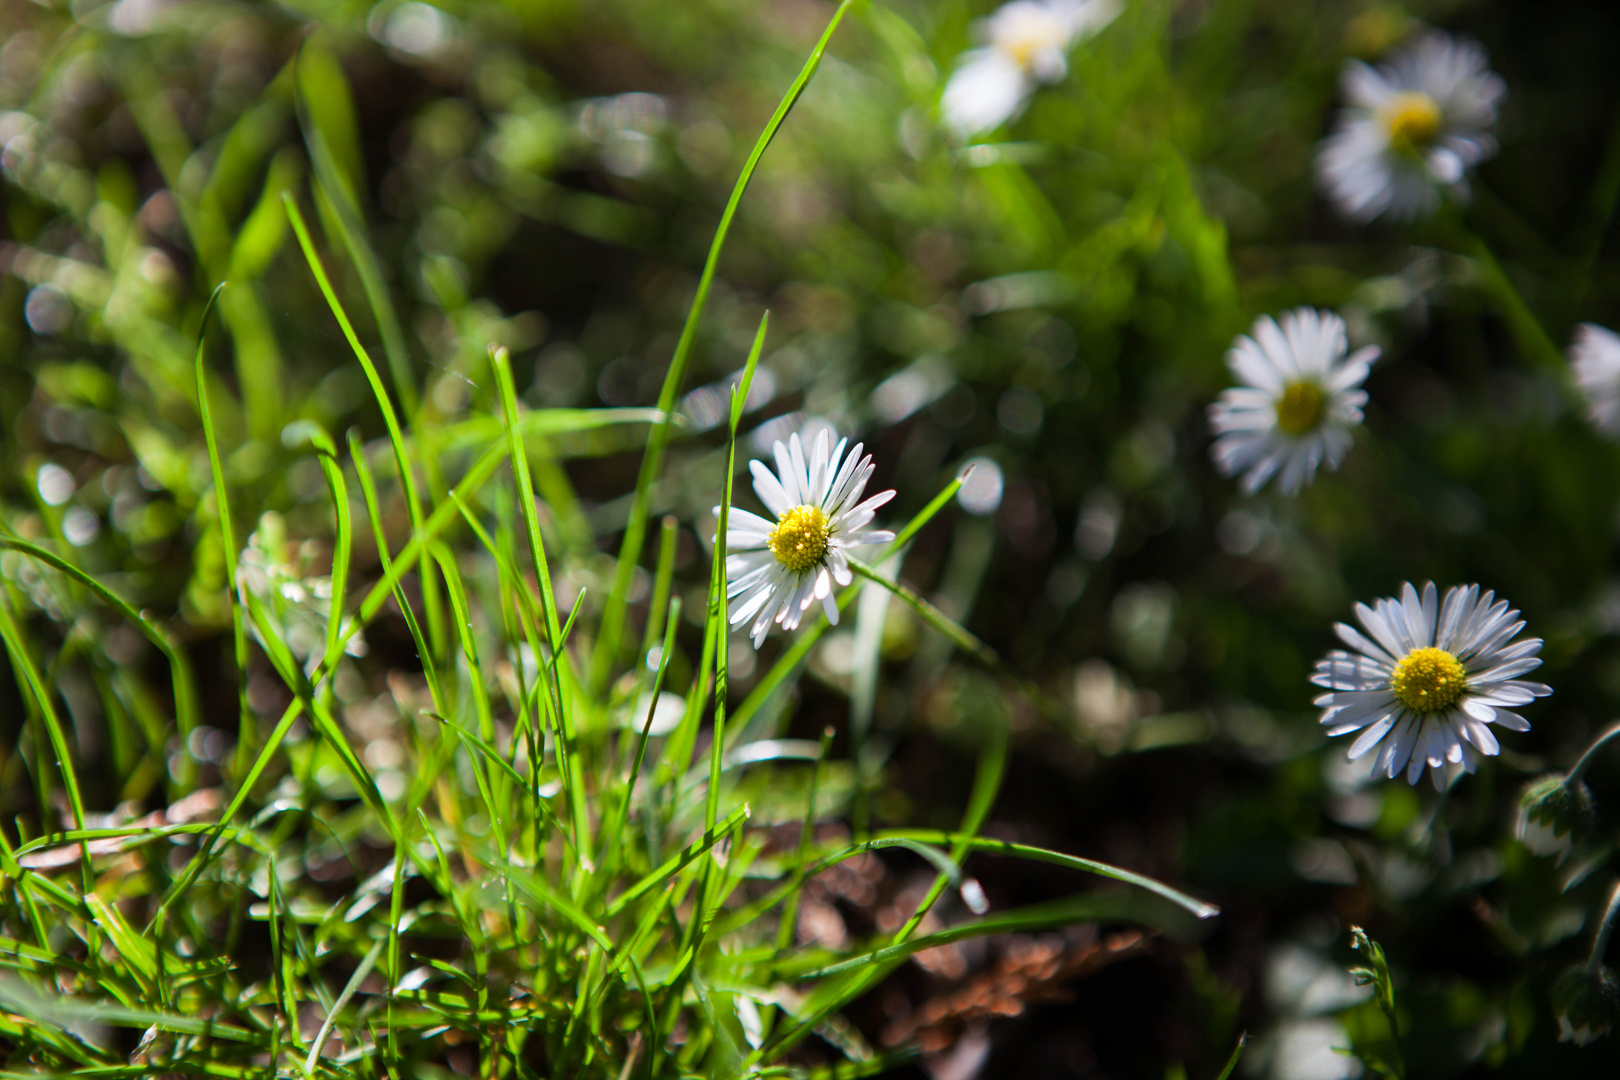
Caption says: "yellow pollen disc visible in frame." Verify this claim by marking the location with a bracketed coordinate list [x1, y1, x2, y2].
[1383, 91, 1442, 152]
[1390, 646, 1468, 714]
[768, 505, 830, 575]
[1005, 35, 1042, 70]
[1274, 381, 1326, 436]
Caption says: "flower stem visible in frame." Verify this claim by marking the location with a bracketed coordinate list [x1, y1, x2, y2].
[846, 558, 1065, 724]
[1459, 230, 1568, 375]
[1587, 879, 1620, 974]
[1569, 722, 1620, 785]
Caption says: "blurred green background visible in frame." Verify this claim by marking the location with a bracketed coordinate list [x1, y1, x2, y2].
[6, 0, 1620, 1075]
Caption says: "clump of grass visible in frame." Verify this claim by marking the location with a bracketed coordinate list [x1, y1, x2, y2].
[0, 5, 1213, 1077]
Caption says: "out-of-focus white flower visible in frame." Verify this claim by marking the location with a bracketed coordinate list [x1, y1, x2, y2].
[940, 0, 1120, 138]
[1316, 30, 1505, 222]
[1312, 582, 1550, 790]
[720, 429, 895, 648]
[1208, 308, 1376, 495]
[1571, 323, 1620, 436]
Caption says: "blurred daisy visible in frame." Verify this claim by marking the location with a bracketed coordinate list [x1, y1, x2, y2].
[1208, 307, 1376, 495]
[1316, 30, 1505, 222]
[1570, 323, 1620, 436]
[722, 429, 895, 648]
[940, 0, 1120, 139]
[1312, 582, 1550, 790]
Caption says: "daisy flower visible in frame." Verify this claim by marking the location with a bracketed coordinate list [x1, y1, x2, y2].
[722, 429, 895, 648]
[1570, 323, 1620, 436]
[940, 0, 1120, 139]
[1316, 30, 1505, 222]
[1208, 307, 1377, 495]
[1312, 582, 1551, 790]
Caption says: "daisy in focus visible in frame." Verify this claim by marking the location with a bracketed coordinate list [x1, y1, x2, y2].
[1312, 582, 1551, 789]
[1207, 307, 1376, 495]
[722, 429, 895, 648]
[1570, 323, 1620, 436]
[1316, 30, 1505, 222]
[940, 0, 1121, 139]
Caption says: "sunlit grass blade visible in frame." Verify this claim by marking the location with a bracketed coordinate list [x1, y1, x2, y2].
[350, 429, 446, 713]
[875, 832, 1218, 919]
[295, 43, 418, 420]
[191, 281, 253, 775]
[706, 312, 768, 835]
[302, 938, 383, 1078]
[0, 536, 198, 740]
[283, 193, 442, 660]
[790, 892, 1163, 982]
[0, 591, 88, 858]
[847, 556, 1065, 722]
[602, 595, 682, 882]
[593, 0, 856, 690]
[281, 420, 352, 687]
[606, 805, 751, 919]
[757, 724, 1004, 1063]
[491, 343, 591, 867]
[1215, 1033, 1248, 1080]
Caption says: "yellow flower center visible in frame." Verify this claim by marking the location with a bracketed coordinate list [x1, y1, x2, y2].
[1275, 381, 1326, 436]
[995, 12, 1064, 73]
[1390, 646, 1468, 714]
[768, 505, 830, 574]
[1005, 34, 1043, 70]
[1382, 91, 1442, 153]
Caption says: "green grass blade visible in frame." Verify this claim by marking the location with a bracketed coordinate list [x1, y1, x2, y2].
[606, 805, 751, 919]
[491, 344, 590, 865]
[706, 312, 768, 835]
[191, 282, 257, 778]
[302, 938, 383, 1078]
[282, 193, 440, 660]
[593, 1, 856, 690]
[281, 420, 352, 687]
[295, 46, 418, 419]
[0, 536, 197, 740]
[0, 593, 87, 839]
[1215, 1033, 1248, 1080]
[790, 892, 1159, 982]
[349, 429, 446, 713]
[876, 832, 1218, 920]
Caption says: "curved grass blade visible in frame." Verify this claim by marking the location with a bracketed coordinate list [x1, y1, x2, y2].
[791, 892, 1154, 982]
[0, 537, 198, 740]
[606, 805, 751, 919]
[875, 831, 1219, 920]
[593, 0, 857, 689]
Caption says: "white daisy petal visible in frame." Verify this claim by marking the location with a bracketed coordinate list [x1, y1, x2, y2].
[720, 427, 895, 647]
[1316, 31, 1502, 223]
[750, 460, 794, 518]
[940, 0, 1119, 138]
[1315, 581, 1547, 785]
[1208, 308, 1371, 495]
[1347, 715, 1398, 758]
[1571, 323, 1620, 436]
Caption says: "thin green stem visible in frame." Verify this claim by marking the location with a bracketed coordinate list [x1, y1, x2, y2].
[846, 558, 1065, 723]
[775, 725, 834, 963]
[1457, 229, 1568, 378]
[1569, 722, 1620, 785]
[1587, 879, 1620, 974]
